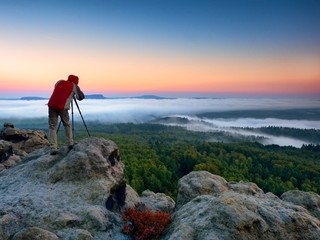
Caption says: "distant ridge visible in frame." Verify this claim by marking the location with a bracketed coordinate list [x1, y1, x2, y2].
[20, 95, 108, 100]
[15, 94, 172, 100]
[130, 95, 172, 99]
[85, 94, 107, 99]
[20, 97, 47, 100]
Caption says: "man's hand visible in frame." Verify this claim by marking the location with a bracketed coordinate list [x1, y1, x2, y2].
[76, 85, 85, 101]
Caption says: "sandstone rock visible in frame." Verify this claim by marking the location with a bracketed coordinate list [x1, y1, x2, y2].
[2, 130, 320, 240]
[0, 212, 27, 239]
[57, 229, 94, 240]
[141, 190, 175, 213]
[0, 140, 12, 153]
[281, 190, 320, 219]
[9, 129, 48, 153]
[48, 138, 122, 184]
[228, 181, 264, 195]
[123, 184, 142, 209]
[12, 227, 59, 240]
[2, 127, 28, 142]
[165, 193, 320, 240]
[3, 122, 14, 128]
[0, 137, 128, 240]
[2, 156, 17, 168]
[0, 140, 13, 162]
[163, 171, 320, 240]
[176, 171, 229, 209]
[0, 140, 22, 172]
[0, 123, 49, 168]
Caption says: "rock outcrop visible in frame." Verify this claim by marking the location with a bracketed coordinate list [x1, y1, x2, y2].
[1, 131, 320, 240]
[0, 122, 48, 171]
[0, 137, 130, 240]
[140, 190, 175, 213]
[163, 171, 320, 240]
[175, 171, 229, 209]
[281, 190, 320, 219]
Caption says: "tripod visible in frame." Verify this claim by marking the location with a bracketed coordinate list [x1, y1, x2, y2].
[57, 96, 91, 137]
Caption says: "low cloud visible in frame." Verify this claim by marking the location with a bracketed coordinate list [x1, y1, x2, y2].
[160, 115, 319, 147]
[0, 98, 319, 147]
[1, 97, 318, 123]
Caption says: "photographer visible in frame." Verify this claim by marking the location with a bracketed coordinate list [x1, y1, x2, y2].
[47, 75, 85, 155]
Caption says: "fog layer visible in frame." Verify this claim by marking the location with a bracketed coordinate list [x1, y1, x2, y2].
[0, 98, 319, 122]
[1, 98, 319, 148]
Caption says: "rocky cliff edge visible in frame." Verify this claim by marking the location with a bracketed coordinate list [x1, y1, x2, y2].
[0, 137, 132, 239]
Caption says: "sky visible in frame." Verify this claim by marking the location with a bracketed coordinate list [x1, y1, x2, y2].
[0, 0, 319, 98]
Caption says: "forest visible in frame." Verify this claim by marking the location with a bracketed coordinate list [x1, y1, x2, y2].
[68, 122, 320, 199]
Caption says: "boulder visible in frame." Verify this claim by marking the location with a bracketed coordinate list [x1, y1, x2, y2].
[281, 190, 320, 219]
[140, 190, 175, 213]
[176, 171, 229, 209]
[12, 227, 59, 240]
[0, 137, 128, 240]
[3, 122, 14, 128]
[0, 140, 13, 162]
[228, 181, 264, 196]
[163, 171, 320, 240]
[0, 123, 49, 168]
[0, 140, 21, 172]
[123, 184, 142, 209]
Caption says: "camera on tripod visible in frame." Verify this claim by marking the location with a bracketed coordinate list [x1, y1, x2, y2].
[57, 96, 90, 137]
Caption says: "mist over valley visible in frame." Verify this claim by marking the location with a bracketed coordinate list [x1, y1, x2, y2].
[0, 97, 319, 148]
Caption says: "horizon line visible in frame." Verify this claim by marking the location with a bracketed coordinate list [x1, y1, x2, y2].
[0, 92, 320, 100]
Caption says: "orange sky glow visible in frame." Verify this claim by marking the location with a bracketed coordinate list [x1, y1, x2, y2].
[1, 44, 319, 97]
[0, 1, 319, 98]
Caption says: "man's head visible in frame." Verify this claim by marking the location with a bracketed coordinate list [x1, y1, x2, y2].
[68, 75, 79, 85]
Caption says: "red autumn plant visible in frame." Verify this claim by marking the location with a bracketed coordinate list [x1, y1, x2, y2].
[122, 207, 171, 240]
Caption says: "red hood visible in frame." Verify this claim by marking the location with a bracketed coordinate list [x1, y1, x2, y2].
[67, 75, 79, 85]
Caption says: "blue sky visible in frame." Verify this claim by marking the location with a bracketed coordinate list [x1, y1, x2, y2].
[4, 0, 317, 52]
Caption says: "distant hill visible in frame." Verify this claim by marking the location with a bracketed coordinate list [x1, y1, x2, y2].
[6, 94, 174, 101]
[17, 94, 170, 100]
[20, 97, 48, 100]
[85, 94, 171, 99]
[20, 95, 108, 100]
[130, 95, 172, 99]
[85, 94, 107, 99]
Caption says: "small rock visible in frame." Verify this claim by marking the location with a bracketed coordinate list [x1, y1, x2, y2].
[228, 181, 264, 195]
[141, 190, 175, 213]
[3, 122, 14, 128]
[12, 227, 59, 240]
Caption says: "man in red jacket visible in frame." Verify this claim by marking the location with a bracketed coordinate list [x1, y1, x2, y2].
[48, 75, 85, 155]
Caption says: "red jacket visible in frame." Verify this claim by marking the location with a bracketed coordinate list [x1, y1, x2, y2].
[48, 76, 84, 110]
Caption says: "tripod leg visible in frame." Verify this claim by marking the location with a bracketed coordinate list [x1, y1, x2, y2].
[73, 97, 91, 137]
[57, 119, 62, 133]
[71, 100, 74, 139]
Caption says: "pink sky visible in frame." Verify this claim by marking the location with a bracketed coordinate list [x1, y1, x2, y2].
[1, 42, 319, 98]
[0, 1, 319, 98]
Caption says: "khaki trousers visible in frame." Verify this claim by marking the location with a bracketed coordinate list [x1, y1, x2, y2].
[48, 108, 73, 150]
